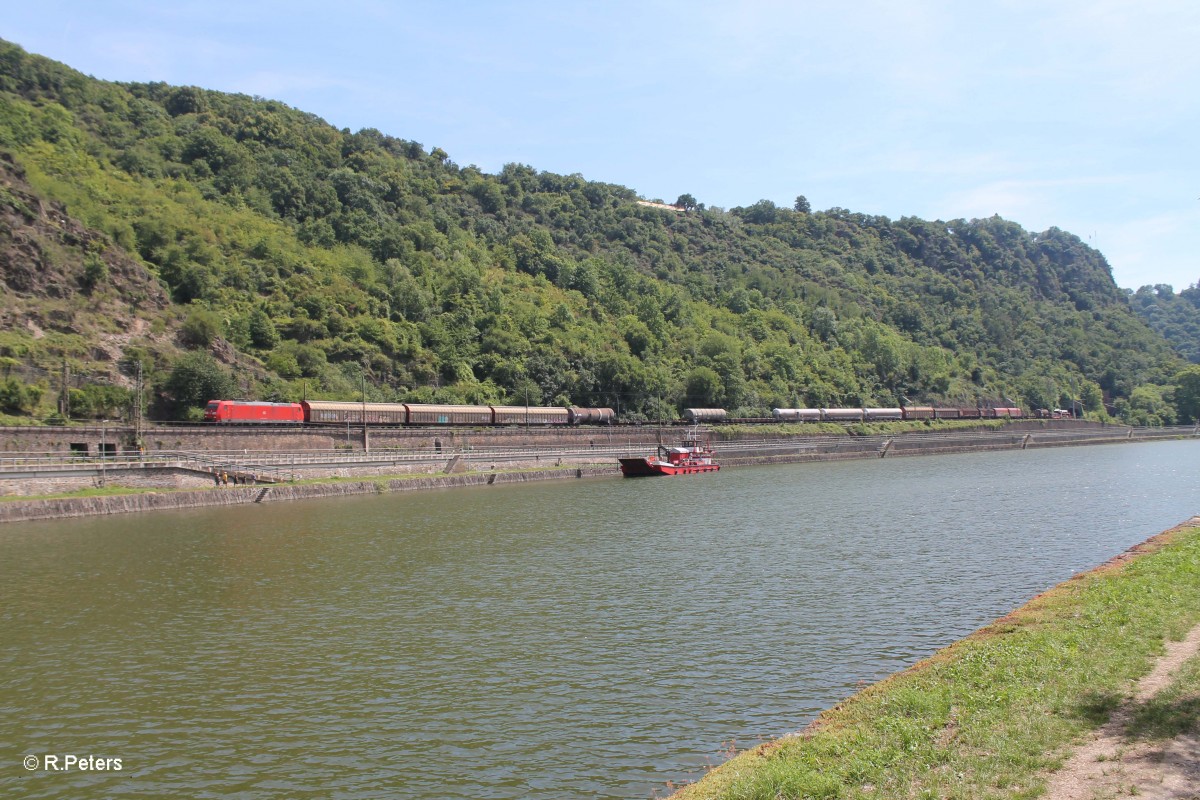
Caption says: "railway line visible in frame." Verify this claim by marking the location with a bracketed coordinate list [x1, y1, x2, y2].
[1, 425, 1193, 488]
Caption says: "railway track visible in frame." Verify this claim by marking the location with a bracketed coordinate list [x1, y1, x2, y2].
[2, 425, 1194, 484]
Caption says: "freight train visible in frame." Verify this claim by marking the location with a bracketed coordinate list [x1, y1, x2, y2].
[204, 399, 1024, 427]
[203, 400, 616, 426]
[682, 406, 1024, 423]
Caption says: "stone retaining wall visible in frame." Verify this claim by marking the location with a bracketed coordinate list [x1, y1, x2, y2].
[2, 428, 1194, 525]
[0, 466, 618, 524]
[0, 467, 218, 497]
[0, 423, 650, 455]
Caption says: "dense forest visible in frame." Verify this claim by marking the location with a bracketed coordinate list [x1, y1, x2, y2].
[0, 39, 1194, 425]
[1127, 284, 1200, 365]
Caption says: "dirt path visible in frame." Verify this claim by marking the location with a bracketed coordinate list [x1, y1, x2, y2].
[1040, 623, 1200, 799]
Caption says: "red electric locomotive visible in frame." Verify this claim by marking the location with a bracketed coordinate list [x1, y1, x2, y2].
[203, 400, 306, 423]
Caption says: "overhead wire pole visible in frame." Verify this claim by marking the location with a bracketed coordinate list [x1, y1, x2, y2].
[134, 360, 143, 450]
[59, 360, 70, 420]
[361, 364, 369, 453]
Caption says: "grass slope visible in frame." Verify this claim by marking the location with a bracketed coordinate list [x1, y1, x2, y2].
[669, 520, 1200, 800]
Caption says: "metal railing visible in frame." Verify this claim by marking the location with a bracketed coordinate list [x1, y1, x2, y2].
[0, 451, 298, 483]
[1, 426, 1195, 481]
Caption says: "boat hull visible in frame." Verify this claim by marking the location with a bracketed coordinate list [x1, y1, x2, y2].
[619, 457, 720, 477]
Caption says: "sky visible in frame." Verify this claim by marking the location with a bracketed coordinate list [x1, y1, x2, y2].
[4, 1, 1198, 291]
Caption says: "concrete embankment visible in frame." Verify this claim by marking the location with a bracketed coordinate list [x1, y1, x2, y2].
[719, 424, 1193, 465]
[0, 466, 616, 524]
[2, 425, 1194, 524]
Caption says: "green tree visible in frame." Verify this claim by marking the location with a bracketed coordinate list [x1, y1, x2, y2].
[68, 384, 133, 419]
[684, 366, 723, 408]
[1080, 381, 1104, 414]
[618, 315, 654, 357]
[809, 307, 838, 342]
[740, 199, 779, 224]
[1172, 365, 1200, 423]
[265, 349, 302, 379]
[1117, 384, 1175, 427]
[165, 352, 236, 415]
[248, 308, 280, 349]
[0, 378, 41, 415]
[180, 307, 223, 348]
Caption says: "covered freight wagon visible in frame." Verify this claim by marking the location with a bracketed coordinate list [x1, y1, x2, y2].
[403, 404, 494, 425]
[490, 406, 570, 426]
[301, 400, 408, 425]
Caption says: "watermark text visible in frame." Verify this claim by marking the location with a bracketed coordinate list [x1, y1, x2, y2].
[24, 754, 123, 772]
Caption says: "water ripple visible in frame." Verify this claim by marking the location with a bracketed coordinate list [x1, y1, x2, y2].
[1, 441, 1198, 799]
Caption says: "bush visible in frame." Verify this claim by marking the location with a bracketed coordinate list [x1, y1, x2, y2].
[0, 377, 42, 415]
[180, 307, 223, 348]
[248, 308, 279, 348]
[81, 254, 109, 293]
[165, 352, 236, 415]
[68, 384, 133, 419]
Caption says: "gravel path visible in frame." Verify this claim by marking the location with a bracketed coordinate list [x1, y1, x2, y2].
[1040, 623, 1200, 799]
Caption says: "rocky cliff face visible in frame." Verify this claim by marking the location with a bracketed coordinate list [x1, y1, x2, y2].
[0, 151, 172, 377]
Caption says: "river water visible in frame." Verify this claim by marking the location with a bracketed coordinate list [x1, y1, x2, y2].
[2, 440, 1198, 799]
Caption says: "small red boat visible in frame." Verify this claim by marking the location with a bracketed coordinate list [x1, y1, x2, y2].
[619, 434, 720, 477]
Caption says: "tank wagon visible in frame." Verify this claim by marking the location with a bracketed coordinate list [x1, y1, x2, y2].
[683, 408, 729, 423]
[772, 408, 822, 422]
[771, 406, 1025, 423]
[567, 407, 616, 425]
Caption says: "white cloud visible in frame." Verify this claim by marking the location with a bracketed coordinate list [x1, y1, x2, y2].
[1100, 208, 1200, 290]
[940, 176, 1128, 222]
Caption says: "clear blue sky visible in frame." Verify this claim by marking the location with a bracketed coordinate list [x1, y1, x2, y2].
[5, 1, 1198, 291]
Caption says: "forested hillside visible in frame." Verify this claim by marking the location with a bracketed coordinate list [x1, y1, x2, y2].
[1128, 284, 1200, 364]
[0, 39, 1188, 423]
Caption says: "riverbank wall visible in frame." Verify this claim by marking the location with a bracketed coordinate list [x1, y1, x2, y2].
[1, 425, 1194, 524]
[0, 420, 642, 455]
[0, 466, 615, 524]
[719, 424, 1189, 466]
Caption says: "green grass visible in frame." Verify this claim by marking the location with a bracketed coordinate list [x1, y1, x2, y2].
[0, 463, 607, 503]
[1126, 650, 1200, 741]
[0, 484, 167, 501]
[286, 463, 598, 486]
[670, 523, 1200, 800]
